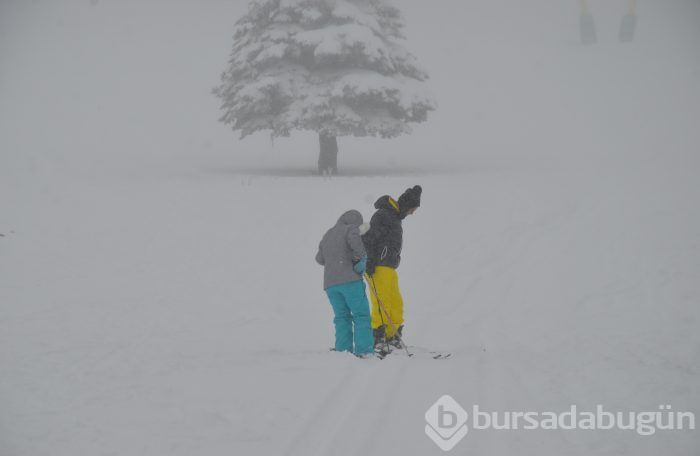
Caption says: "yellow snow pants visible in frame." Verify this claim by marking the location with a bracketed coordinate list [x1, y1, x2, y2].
[366, 266, 404, 339]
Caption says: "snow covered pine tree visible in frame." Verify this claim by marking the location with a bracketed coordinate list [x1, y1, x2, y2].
[214, 0, 436, 175]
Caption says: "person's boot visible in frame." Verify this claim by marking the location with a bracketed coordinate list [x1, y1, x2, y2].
[387, 325, 404, 349]
[354, 352, 377, 360]
[373, 326, 388, 354]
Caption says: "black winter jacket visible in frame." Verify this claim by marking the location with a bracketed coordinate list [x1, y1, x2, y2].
[362, 196, 407, 272]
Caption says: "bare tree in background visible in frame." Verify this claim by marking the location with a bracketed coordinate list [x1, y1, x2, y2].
[214, 0, 436, 175]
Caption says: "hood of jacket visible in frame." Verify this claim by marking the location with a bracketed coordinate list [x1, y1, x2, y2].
[374, 195, 410, 219]
[374, 195, 399, 212]
[336, 209, 363, 227]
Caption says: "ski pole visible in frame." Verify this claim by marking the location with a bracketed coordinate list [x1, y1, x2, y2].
[365, 273, 412, 357]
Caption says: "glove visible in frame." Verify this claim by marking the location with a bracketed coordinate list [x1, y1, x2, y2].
[364, 258, 376, 276]
[353, 256, 367, 274]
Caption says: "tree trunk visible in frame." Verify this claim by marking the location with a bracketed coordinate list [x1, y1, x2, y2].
[318, 133, 338, 175]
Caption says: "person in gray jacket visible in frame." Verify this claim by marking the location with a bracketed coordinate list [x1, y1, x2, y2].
[316, 210, 374, 356]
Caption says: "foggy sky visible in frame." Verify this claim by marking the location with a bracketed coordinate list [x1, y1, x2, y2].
[1, 0, 699, 176]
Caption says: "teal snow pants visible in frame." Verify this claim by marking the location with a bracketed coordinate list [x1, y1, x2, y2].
[325, 279, 373, 355]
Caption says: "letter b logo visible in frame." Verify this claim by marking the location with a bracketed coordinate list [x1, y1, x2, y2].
[425, 396, 469, 451]
[439, 405, 458, 429]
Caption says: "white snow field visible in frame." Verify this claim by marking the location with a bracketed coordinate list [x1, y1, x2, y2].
[2, 0, 699, 455]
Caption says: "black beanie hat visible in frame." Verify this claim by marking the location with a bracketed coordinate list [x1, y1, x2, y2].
[398, 185, 422, 211]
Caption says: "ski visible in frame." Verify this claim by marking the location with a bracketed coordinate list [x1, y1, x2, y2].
[376, 345, 451, 360]
[330, 346, 452, 360]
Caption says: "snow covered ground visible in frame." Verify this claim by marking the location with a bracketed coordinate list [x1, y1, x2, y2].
[2, 1, 699, 455]
[2, 155, 699, 455]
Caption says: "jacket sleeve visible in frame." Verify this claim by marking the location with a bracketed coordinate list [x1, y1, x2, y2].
[346, 226, 367, 261]
[315, 242, 325, 265]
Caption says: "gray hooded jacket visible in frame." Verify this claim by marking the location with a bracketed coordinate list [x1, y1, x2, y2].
[316, 210, 367, 289]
